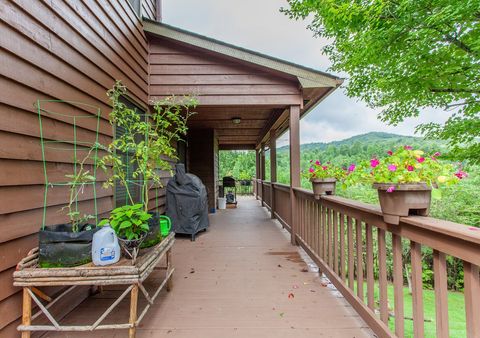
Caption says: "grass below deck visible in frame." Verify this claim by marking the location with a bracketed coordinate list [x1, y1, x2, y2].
[352, 282, 466, 337]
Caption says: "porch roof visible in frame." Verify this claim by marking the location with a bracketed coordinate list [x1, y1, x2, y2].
[143, 20, 343, 150]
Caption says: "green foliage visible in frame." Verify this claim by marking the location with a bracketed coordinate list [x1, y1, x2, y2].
[98, 81, 197, 211]
[99, 204, 151, 240]
[219, 150, 256, 180]
[302, 160, 345, 180]
[344, 146, 462, 192]
[282, 0, 480, 163]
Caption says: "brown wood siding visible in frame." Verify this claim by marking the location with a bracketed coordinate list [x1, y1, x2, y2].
[148, 38, 302, 106]
[0, 0, 149, 333]
[187, 129, 216, 212]
[142, 0, 157, 20]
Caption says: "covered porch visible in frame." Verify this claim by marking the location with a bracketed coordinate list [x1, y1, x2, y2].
[50, 196, 372, 337]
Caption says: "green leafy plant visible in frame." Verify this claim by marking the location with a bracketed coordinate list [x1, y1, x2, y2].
[98, 81, 197, 212]
[343, 146, 466, 194]
[302, 160, 345, 180]
[99, 204, 151, 240]
[62, 145, 99, 232]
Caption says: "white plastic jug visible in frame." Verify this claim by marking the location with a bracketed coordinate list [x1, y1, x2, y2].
[92, 225, 120, 266]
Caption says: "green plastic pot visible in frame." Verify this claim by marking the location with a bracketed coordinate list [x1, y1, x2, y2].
[159, 215, 171, 237]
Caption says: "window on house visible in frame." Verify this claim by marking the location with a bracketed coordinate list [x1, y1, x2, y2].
[114, 98, 144, 207]
[128, 0, 141, 16]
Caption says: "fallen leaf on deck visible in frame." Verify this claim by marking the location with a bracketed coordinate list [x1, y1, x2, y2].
[277, 264, 282, 268]
[279, 312, 284, 317]
[310, 289, 316, 293]
[301, 268, 308, 272]
[288, 293, 295, 299]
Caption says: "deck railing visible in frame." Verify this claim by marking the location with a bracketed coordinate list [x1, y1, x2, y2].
[254, 179, 480, 338]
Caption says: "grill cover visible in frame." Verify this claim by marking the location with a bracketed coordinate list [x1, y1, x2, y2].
[166, 164, 209, 240]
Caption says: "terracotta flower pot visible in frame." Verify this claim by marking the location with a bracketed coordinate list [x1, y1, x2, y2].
[311, 178, 336, 199]
[374, 183, 431, 225]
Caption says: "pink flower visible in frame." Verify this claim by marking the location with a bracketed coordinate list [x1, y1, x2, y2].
[386, 186, 395, 193]
[454, 171, 468, 179]
[417, 157, 425, 163]
[406, 165, 414, 171]
[348, 164, 356, 172]
[388, 164, 397, 172]
[315, 160, 321, 165]
[322, 166, 328, 170]
[309, 167, 315, 173]
[434, 152, 441, 157]
[370, 158, 380, 168]
[404, 145, 413, 150]
[387, 150, 393, 156]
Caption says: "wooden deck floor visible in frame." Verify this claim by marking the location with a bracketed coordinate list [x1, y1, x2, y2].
[48, 196, 372, 337]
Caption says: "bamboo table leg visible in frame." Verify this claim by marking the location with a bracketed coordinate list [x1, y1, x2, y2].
[129, 284, 139, 338]
[166, 249, 173, 292]
[22, 287, 32, 338]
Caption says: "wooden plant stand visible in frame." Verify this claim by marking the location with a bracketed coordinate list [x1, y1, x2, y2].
[13, 232, 175, 338]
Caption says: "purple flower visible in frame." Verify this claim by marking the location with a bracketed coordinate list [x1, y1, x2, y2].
[388, 164, 397, 172]
[315, 160, 321, 165]
[417, 157, 425, 163]
[322, 166, 328, 170]
[309, 167, 315, 173]
[386, 186, 395, 193]
[404, 145, 413, 150]
[348, 164, 356, 172]
[434, 152, 441, 157]
[454, 170, 468, 179]
[387, 150, 393, 156]
[370, 158, 380, 168]
[406, 165, 414, 172]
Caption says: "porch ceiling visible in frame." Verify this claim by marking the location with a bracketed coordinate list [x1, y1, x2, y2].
[189, 106, 284, 150]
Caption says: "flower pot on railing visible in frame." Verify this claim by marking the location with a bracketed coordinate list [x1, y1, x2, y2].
[374, 183, 431, 225]
[311, 178, 336, 199]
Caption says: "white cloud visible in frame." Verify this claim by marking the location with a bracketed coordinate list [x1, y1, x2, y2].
[163, 0, 452, 144]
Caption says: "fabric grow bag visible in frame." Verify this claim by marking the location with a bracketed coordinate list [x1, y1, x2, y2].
[38, 223, 98, 268]
[166, 164, 209, 241]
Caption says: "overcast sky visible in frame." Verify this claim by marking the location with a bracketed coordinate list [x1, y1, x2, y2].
[163, 0, 450, 146]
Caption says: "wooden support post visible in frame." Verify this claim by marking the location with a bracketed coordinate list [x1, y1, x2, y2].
[166, 249, 173, 292]
[22, 287, 32, 338]
[155, 0, 162, 21]
[269, 129, 277, 219]
[255, 149, 260, 199]
[129, 284, 139, 338]
[289, 105, 301, 245]
[260, 144, 266, 207]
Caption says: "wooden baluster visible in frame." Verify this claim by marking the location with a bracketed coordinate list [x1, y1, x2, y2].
[319, 204, 324, 260]
[315, 204, 320, 256]
[340, 213, 346, 281]
[378, 228, 388, 324]
[366, 223, 374, 311]
[323, 206, 328, 260]
[433, 250, 448, 338]
[356, 219, 364, 301]
[348, 216, 354, 289]
[333, 210, 338, 274]
[392, 234, 404, 337]
[410, 241, 424, 337]
[328, 209, 333, 268]
[464, 261, 480, 338]
[308, 200, 312, 247]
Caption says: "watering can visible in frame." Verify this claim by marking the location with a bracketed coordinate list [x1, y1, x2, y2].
[159, 215, 172, 237]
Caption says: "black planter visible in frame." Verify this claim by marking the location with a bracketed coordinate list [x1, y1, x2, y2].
[38, 223, 98, 268]
[140, 212, 162, 249]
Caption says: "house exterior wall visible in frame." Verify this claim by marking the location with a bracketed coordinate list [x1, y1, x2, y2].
[187, 129, 217, 212]
[0, 0, 152, 334]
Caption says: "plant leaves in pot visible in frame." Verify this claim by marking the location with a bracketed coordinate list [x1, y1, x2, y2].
[99, 204, 152, 261]
[303, 160, 345, 199]
[345, 146, 466, 224]
[140, 211, 162, 249]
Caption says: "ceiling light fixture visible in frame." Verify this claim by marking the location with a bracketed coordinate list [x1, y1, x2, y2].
[231, 117, 241, 125]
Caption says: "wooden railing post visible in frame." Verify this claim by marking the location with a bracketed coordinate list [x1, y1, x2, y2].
[269, 129, 276, 219]
[260, 144, 265, 207]
[289, 105, 300, 245]
[255, 149, 260, 200]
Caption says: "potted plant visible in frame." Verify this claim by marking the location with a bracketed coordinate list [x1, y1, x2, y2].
[345, 146, 465, 224]
[39, 146, 100, 268]
[303, 161, 345, 198]
[98, 82, 197, 252]
[98, 204, 151, 261]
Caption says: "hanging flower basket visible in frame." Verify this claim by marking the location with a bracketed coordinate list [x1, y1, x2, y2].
[311, 178, 336, 199]
[373, 183, 431, 224]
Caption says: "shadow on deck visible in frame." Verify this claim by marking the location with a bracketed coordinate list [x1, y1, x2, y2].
[48, 196, 373, 338]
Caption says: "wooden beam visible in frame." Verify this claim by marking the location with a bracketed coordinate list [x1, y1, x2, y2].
[219, 144, 255, 150]
[289, 105, 301, 245]
[189, 120, 266, 129]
